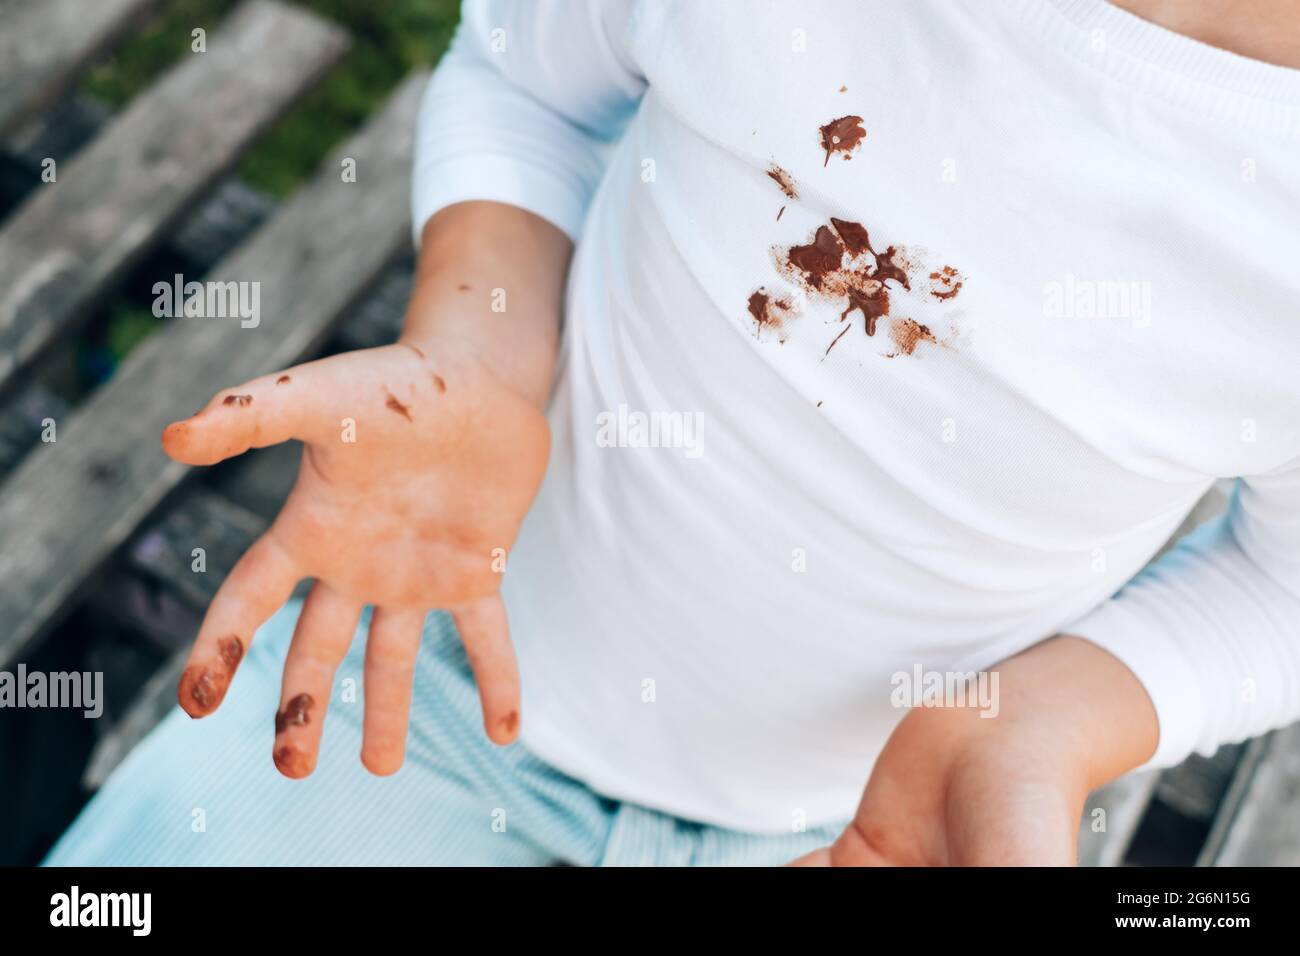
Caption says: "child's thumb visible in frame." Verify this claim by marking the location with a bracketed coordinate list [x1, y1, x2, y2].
[162, 369, 311, 466]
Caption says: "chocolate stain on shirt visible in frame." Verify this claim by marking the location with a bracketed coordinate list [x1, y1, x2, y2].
[819, 115, 865, 166]
[275, 693, 314, 735]
[276, 375, 291, 385]
[766, 164, 798, 199]
[823, 323, 851, 357]
[778, 220, 898, 347]
[384, 389, 413, 421]
[841, 283, 890, 336]
[787, 225, 845, 289]
[929, 265, 963, 300]
[887, 317, 938, 356]
[770, 217, 957, 358]
[747, 288, 796, 341]
[222, 394, 253, 407]
[829, 218, 910, 289]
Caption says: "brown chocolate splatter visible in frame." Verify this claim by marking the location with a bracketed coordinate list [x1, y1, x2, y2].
[787, 225, 845, 289]
[838, 85, 848, 93]
[841, 282, 890, 336]
[766, 164, 798, 199]
[775, 218, 934, 356]
[274, 745, 312, 778]
[384, 389, 412, 421]
[500, 711, 519, 737]
[747, 288, 796, 340]
[776, 205, 785, 221]
[432, 373, 447, 394]
[929, 265, 963, 300]
[829, 217, 871, 256]
[222, 394, 253, 407]
[888, 318, 937, 356]
[457, 284, 471, 292]
[831, 218, 910, 289]
[276, 375, 291, 385]
[824, 324, 851, 357]
[275, 693, 314, 735]
[820, 115, 865, 166]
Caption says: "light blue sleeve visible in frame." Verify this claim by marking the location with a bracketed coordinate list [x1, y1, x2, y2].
[412, 0, 647, 245]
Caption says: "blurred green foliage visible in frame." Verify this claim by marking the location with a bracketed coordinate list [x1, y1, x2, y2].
[83, 0, 460, 198]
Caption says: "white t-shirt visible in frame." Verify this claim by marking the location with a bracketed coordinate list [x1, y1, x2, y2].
[412, 0, 1300, 832]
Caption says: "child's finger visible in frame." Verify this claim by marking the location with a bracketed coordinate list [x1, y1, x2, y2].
[273, 581, 363, 779]
[161, 363, 329, 466]
[360, 606, 426, 776]
[177, 532, 301, 718]
[451, 594, 521, 745]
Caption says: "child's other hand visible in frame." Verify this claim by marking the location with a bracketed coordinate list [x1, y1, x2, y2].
[160, 341, 550, 778]
[789, 636, 1158, 865]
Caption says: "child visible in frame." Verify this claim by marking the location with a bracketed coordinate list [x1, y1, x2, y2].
[47, 0, 1300, 865]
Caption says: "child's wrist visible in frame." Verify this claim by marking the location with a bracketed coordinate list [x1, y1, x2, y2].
[983, 634, 1160, 793]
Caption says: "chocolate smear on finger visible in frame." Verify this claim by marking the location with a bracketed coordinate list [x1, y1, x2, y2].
[274, 745, 312, 777]
[384, 388, 413, 421]
[275, 693, 314, 734]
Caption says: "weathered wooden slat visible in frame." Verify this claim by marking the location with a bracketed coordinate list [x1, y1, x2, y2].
[0, 0, 349, 401]
[127, 487, 269, 610]
[0, 0, 163, 138]
[0, 384, 69, 480]
[1155, 743, 1244, 824]
[1077, 770, 1160, 866]
[5, 93, 113, 172]
[1201, 726, 1300, 865]
[0, 71, 428, 668]
[332, 260, 413, 353]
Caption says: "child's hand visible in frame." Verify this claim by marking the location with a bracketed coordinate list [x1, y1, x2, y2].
[160, 341, 550, 778]
[789, 636, 1159, 865]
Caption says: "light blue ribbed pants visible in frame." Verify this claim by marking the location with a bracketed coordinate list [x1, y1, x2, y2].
[45, 599, 842, 866]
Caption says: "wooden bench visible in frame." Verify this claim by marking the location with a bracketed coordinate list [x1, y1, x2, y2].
[0, 0, 349, 402]
[0, 0, 426, 862]
[0, 0, 164, 138]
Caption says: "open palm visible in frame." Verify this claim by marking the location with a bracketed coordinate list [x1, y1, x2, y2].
[162, 342, 550, 778]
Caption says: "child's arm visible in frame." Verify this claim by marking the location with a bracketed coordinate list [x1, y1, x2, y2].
[792, 635, 1159, 865]
[161, 200, 566, 777]
[160, 0, 644, 779]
